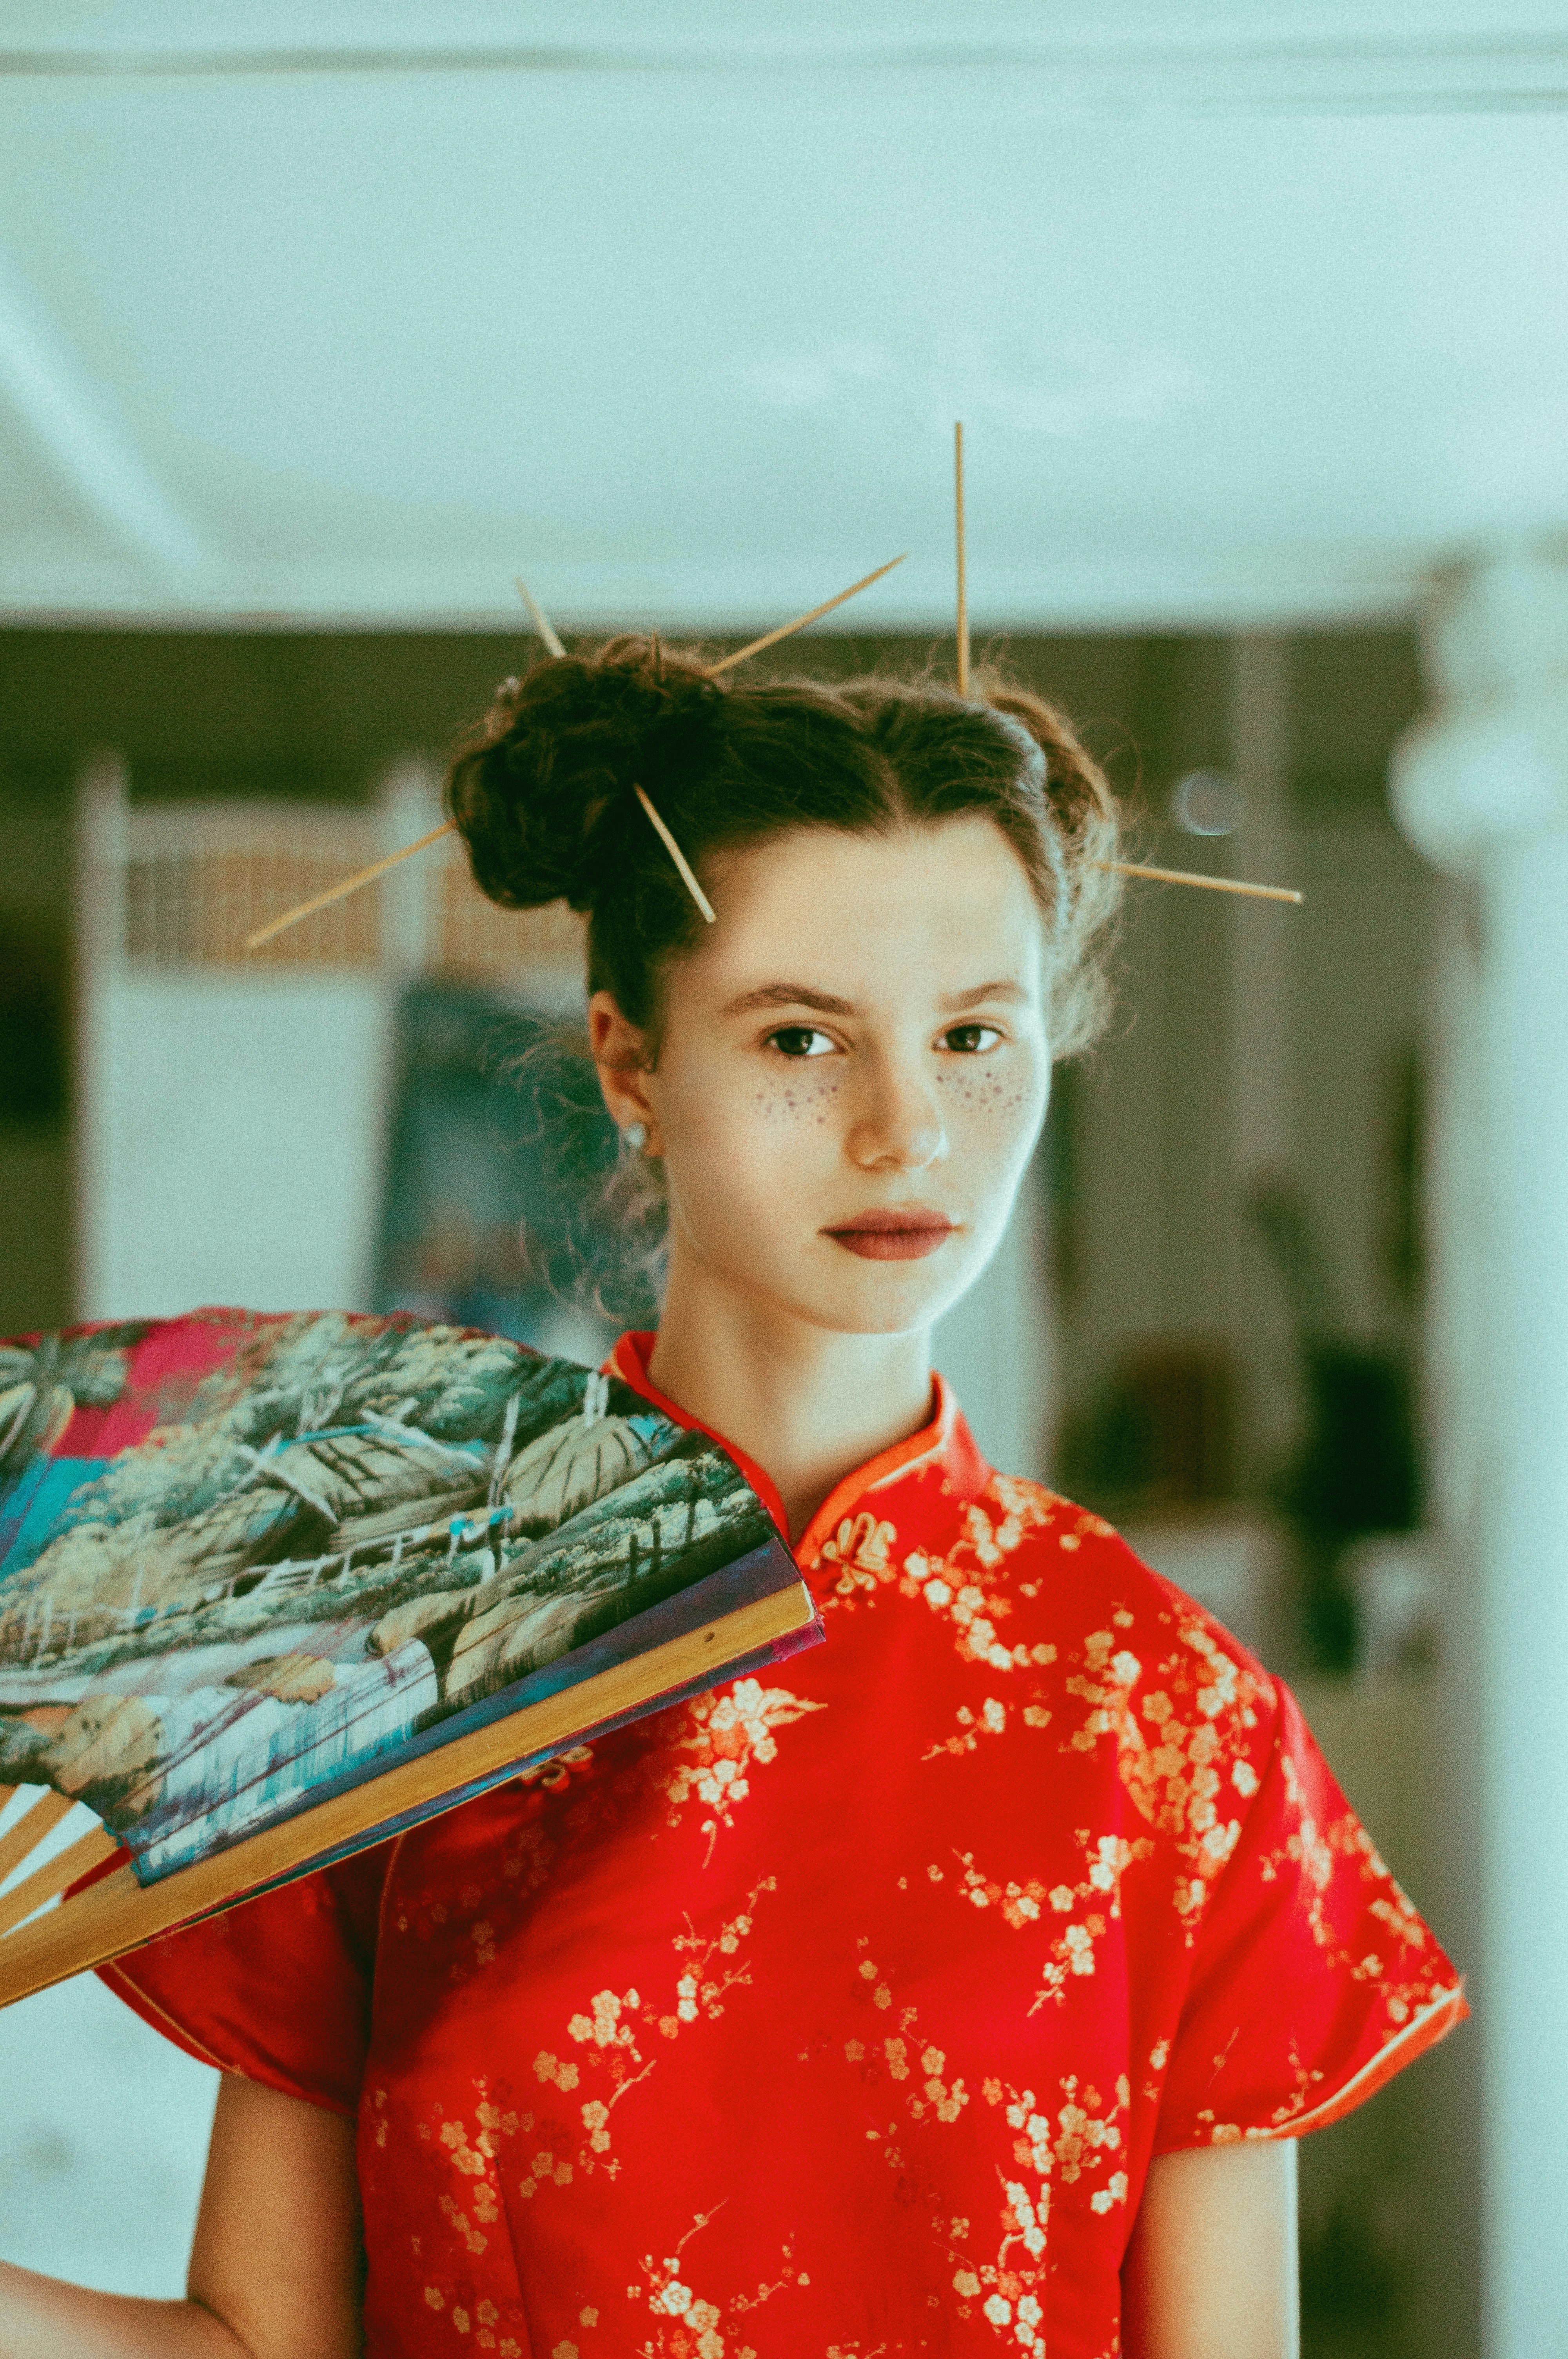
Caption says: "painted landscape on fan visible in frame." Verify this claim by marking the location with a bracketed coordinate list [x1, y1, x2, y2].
[0, 1310, 809, 1886]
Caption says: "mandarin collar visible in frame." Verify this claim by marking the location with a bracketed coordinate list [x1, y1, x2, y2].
[604, 1329, 971, 1570]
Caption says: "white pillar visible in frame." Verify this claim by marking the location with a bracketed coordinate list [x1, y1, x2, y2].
[1391, 549, 1568, 2359]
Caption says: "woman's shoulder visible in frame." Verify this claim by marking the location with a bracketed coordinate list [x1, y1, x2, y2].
[897, 1451, 1264, 1644]
[97, 1837, 390, 2112]
[872, 1456, 1281, 1765]
[847, 1400, 1268, 1675]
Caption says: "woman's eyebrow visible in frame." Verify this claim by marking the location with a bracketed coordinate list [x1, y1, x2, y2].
[722, 983, 860, 1018]
[939, 981, 1028, 1011]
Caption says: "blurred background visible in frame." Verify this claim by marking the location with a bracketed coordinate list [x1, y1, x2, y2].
[7, 5, 1568, 2354]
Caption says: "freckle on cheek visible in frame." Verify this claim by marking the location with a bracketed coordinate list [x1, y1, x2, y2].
[752, 1071, 842, 1124]
[936, 1070, 1030, 1115]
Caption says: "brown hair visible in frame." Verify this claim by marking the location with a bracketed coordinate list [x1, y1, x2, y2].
[445, 637, 1122, 1056]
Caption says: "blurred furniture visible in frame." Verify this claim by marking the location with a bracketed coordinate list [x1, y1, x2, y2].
[1249, 1178, 1419, 1672]
[374, 976, 628, 1363]
[1060, 1340, 1236, 1512]
[1343, 1532, 1440, 1674]
[1117, 1508, 1285, 1665]
[73, 761, 582, 1321]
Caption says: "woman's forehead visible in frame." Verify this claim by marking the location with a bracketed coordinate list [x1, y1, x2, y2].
[685, 818, 1047, 1008]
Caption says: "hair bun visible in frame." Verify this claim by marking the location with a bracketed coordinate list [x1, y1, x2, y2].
[445, 638, 723, 912]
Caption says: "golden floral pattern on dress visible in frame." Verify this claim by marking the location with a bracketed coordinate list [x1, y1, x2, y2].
[627, 2213, 810, 2358]
[1251, 1741, 1437, 2033]
[1056, 1605, 1275, 1933]
[526, 1881, 778, 2181]
[653, 1681, 826, 1863]
[102, 1346, 1466, 2359]
[1032, 1830, 1156, 2011]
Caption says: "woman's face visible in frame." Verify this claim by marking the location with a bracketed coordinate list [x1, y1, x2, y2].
[592, 815, 1053, 1341]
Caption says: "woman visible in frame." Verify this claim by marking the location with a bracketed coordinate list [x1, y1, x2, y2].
[0, 643, 1462, 2359]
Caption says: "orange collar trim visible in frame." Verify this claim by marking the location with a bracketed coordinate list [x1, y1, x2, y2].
[604, 1330, 961, 1571]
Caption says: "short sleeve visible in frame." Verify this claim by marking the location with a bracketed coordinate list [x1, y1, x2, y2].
[97, 1844, 391, 2116]
[1154, 1681, 1466, 2150]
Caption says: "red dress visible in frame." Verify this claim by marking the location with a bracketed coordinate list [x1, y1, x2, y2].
[103, 1333, 1464, 2359]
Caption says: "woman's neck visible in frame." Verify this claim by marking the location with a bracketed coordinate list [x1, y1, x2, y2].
[647, 1274, 935, 1543]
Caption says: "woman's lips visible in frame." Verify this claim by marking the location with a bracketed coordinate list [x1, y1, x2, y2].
[822, 1210, 958, 1263]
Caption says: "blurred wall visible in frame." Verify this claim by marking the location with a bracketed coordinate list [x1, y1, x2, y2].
[1053, 629, 1431, 1499]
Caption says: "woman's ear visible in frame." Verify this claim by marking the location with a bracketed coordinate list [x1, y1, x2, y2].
[588, 990, 659, 1151]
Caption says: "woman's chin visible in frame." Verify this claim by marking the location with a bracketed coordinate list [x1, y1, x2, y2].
[789, 1257, 981, 1340]
[686, 1231, 988, 1341]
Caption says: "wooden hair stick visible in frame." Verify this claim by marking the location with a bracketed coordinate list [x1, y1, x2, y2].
[1100, 860, 1303, 905]
[243, 821, 455, 951]
[950, 428, 1292, 903]
[635, 785, 716, 923]
[516, 576, 566, 659]
[245, 577, 564, 950]
[246, 560, 908, 950]
[710, 555, 906, 674]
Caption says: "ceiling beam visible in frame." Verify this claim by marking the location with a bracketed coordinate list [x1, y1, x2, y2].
[1, 33, 1567, 111]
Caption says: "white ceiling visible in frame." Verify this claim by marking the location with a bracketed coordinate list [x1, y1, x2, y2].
[5, 4, 1568, 632]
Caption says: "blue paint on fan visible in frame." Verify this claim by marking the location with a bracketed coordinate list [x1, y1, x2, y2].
[0, 1457, 110, 1579]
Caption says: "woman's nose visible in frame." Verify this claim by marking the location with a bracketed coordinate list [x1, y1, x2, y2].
[846, 1062, 948, 1173]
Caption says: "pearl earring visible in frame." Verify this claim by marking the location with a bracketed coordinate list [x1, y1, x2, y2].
[622, 1121, 648, 1153]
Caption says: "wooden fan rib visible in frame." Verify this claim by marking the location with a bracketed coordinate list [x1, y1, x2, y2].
[0, 1824, 120, 1940]
[0, 1578, 817, 2010]
[0, 1788, 76, 1889]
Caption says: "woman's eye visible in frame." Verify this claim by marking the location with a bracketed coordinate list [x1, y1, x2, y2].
[940, 1024, 1002, 1054]
[767, 1026, 837, 1059]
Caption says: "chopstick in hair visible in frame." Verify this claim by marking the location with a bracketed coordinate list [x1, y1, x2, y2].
[1100, 860, 1303, 905]
[635, 785, 717, 923]
[246, 580, 573, 950]
[710, 555, 906, 675]
[249, 561, 907, 950]
[515, 576, 566, 658]
[244, 822, 456, 951]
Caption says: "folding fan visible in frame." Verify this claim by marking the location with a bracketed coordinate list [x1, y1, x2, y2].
[0, 1309, 818, 2008]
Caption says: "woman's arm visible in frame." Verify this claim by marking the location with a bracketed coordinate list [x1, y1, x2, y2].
[1122, 2139, 1299, 2359]
[0, 2075, 363, 2359]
